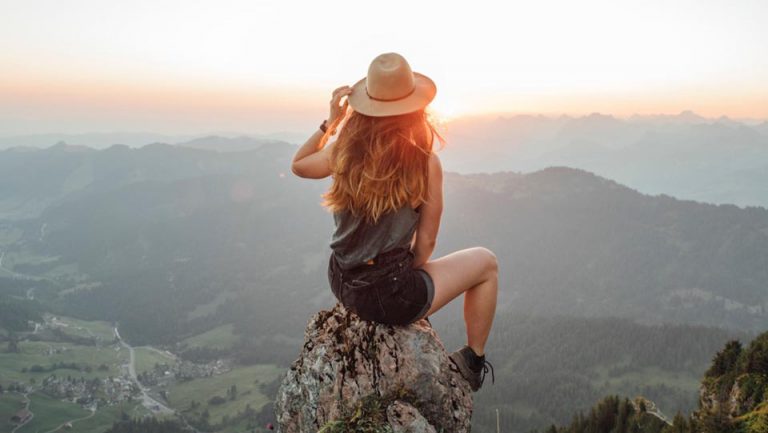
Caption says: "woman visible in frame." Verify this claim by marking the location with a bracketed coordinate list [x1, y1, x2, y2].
[290, 53, 497, 392]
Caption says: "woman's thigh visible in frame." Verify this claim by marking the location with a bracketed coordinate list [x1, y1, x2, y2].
[418, 247, 496, 317]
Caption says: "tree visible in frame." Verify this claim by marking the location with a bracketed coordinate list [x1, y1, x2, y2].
[705, 340, 743, 377]
[743, 332, 768, 374]
[662, 411, 690, 433]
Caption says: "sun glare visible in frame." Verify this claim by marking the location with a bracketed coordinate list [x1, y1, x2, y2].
[428, 97, 462, 124]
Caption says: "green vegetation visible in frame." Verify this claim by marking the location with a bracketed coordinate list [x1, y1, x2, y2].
[0, 393, 27, 432]
[0, 295, 41, 332]
[49, 315, 116, 341]
[0, 248, 84, 282]
[596, 366, 699, 392]
[186, 292, 235, 320]
[68, 401, 145, 433]
[319, 392, 411, 433]
[436, 313, 744, 432]
[0, 340, 127, 386]
[536, 396, 669, 433]
[104, 416, 189, 433]
[181, 324, 239, 351]
[542, 331, 768, 433]
[168, 364, 281, 425]
[15, 392, 90, 433]
[698, 332, 768, 433]
[737, 402, 768, 433]
[134, 347, 175, 375]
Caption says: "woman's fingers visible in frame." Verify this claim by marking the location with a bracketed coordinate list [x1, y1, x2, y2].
[332, 85, 351, 97]
[328, 86, 353, 125]
[330, 88, 351, 109]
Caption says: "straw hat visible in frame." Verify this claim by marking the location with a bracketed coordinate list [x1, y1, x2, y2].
[348, 53, 436, 117]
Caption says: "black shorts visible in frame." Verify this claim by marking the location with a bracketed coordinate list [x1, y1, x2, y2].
[327, 247, 435, 326]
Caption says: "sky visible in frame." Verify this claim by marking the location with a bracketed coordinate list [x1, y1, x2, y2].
[1, 0, 766, 135]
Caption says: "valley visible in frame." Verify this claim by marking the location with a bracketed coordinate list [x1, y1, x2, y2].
[1, 315, 280, 433]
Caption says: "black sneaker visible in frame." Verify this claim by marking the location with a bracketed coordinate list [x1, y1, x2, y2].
[448, 346, 495, 392]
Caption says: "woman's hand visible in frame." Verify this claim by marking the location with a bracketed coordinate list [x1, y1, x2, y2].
[327, 85, 352, 132]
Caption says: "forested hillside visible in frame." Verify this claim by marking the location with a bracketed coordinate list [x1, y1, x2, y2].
[435, 314, 747, 432]
[0, 142, 765, 348]
[538, 331, 768, 433]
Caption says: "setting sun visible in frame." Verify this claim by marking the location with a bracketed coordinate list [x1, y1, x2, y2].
[428, 95, 464, 123]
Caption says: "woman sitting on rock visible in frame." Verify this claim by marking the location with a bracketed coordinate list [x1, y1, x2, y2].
[290, 53, 497, 392]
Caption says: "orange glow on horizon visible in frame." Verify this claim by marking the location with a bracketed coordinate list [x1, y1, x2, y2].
[2, 0, 766, 134]
[1, 71, 766, 136]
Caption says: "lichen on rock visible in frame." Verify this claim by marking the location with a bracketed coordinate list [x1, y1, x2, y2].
[275, 303, 473, 433]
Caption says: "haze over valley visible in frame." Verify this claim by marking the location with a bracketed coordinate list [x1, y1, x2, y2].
[1, 126, 766, 431]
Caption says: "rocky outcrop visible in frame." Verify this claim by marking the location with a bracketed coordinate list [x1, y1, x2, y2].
[275, 303, 473, 433]
[700, 375, 761, 419]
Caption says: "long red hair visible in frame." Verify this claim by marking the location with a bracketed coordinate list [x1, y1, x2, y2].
[322, 109, 444, 224]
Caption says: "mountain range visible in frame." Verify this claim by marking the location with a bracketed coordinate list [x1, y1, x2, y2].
[1, 137, 767, 431]
[0, 140, 766, 345]
[440, 111, 768, 207]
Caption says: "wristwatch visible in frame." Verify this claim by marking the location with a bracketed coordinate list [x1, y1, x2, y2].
[319, 120, 329, 134]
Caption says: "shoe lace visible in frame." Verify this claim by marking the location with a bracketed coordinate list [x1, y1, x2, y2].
[479, 359, 495, 386]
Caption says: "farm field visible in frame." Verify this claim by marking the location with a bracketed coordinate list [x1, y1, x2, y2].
[48, 315, 116, 342]
[167, 363, 282, 425]
[0, 393, 27, 432]
[0, 341, 127, 387]
[134, 347, 176, 375]
[62, 401, 145, 433]
[15, 392, 90, 433]
[180, 324, 239, 351]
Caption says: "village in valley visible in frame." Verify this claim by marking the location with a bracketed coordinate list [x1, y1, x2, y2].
[1, 313, 275, 433]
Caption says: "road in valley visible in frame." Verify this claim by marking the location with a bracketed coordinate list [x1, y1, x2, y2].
[114, 327, 175, 415]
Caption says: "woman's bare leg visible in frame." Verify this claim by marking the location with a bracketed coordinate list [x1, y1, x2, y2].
[418, 247, 498, 356]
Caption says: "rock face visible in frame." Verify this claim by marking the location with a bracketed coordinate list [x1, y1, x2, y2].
[275, 303, 473, 433]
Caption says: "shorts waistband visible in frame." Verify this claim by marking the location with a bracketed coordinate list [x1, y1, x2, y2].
[341, 247, 412, 276]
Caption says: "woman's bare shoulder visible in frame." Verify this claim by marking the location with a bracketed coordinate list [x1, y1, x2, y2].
[428, 151, 443, 176]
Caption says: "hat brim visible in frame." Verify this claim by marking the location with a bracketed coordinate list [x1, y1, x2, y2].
[347, 72, 436, 117]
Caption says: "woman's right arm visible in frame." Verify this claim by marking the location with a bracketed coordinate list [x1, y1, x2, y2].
[412, 152, 444, 268]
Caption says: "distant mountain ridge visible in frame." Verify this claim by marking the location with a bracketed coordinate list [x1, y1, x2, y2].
[441, 110, 768, 207]
[4, 110, 767, 206]
[0, 139, 292, 219]
[174, 135, 290, 152]
[0, 132, 302, 151]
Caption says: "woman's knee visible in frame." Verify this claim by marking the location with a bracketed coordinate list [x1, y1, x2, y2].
[471, 246, 498, 277]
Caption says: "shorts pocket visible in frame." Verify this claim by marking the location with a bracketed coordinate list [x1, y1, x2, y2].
[342, 280, 386, 322]
[392, 272, 425, 304]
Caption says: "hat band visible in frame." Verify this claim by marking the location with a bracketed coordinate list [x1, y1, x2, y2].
[365, 86, 416, 102]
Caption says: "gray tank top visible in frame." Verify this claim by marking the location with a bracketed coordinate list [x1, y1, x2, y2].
[330, 205, 421, 270]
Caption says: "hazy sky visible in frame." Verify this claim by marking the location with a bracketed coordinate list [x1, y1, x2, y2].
[1, 0, 766, 135]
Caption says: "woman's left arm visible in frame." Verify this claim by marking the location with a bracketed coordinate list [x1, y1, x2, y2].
[290, 129, 334, 179]
[291, 85, 352, 179]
